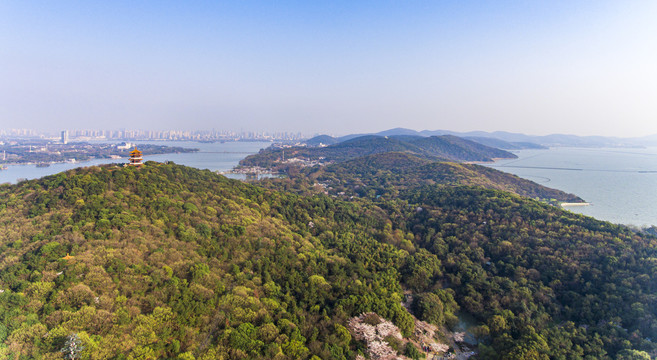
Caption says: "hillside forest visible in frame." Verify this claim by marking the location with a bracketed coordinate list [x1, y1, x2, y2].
[0, 160, 655, 359]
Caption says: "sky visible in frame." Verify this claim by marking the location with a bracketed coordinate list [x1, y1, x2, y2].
[1, 1, 656, 137]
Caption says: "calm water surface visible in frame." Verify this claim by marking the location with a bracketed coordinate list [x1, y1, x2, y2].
[487, 147, 657, 227]
[0, 140, 271, 184]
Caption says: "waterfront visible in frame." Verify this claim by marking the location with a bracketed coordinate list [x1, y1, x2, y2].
[487, 147, 657, 227]
[0, 140, 271, 184]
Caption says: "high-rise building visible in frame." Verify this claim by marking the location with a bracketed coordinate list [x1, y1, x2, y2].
[61, 130, 68, 144]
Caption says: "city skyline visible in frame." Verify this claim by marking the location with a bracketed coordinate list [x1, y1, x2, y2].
[5, 125, 657, 145]
[2, 1, 657, 137]
[0, 127, 307, 141]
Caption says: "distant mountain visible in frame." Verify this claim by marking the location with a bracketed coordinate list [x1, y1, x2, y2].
[241, 135, 516, 168]
[325, 135, 427, 158]
[305, 135, 340, 147]
[305, 128, 545, 149]
[464, 136, 547, 150]
[410, 135, 515, 161]
[311, 152, 582, 202]
[631, 134, 657, 146]
[375, 127, 423, 137]
[420, 130, 639, 147]
[308, 128, 654, 148]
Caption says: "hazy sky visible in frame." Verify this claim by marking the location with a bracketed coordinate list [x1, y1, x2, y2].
[1, 1, 656, 137]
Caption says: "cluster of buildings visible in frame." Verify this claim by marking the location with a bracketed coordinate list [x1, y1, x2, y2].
[0, 129, 39, 137]
[1, 128, 305, 142]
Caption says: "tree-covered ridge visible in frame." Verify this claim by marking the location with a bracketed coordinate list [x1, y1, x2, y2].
[0, 163, 655, 359]
[326, 152, 582, 202]
[0, 163, 425, 359]
[398, 186, 657, 358]
[239, 135, 516, 168]
[303, 132, 547, 150]
[259, 152, 582, 203]
[463, 137, 547, 150]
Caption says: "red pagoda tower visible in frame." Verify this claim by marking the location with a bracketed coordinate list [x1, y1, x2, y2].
[129, 147, 143, 166]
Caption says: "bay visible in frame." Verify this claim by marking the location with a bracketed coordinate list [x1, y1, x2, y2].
[487, 147, 657, 227]
[0, 140, 271, 185]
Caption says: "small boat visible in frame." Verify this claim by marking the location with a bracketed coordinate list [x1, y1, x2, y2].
[36, 163, 51, 168]
[0, 165, 7, 170]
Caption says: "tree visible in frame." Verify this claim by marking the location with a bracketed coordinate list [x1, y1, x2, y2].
[61, 334, 85, 360]
[404, 343, 422, 360]
[616, 349, 651, 360]
[412, 293, 445, 326]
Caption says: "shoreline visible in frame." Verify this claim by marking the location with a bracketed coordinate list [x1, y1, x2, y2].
[560, 202, 591, 207]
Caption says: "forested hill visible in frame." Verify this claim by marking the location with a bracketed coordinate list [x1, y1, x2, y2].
[239, 135, 516, 168]
[0, 162, 656, 359]
[305, 133, 546, 150]
[299, 152, 583, 203]
[462, 137, 547, 150]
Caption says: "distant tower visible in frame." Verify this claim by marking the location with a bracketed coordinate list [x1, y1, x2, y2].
[129, 147, 143, 166]
[61, 130, 69, 144]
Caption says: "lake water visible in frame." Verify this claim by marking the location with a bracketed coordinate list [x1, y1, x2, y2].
[487, 147, 657, 228]
[3, 142, 655, 227]
[0, 140, 271, 185]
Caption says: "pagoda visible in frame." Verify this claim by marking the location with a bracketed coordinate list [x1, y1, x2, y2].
[128, 147, 143, 166]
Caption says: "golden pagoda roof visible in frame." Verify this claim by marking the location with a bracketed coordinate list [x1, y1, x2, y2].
[129, 147, 142, 155]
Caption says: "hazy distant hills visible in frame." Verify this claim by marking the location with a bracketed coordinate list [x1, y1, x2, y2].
[307, 127, 657, 148]
[241, 134, 516, 167]
[306, 130, 544, 150]
[462, 136, 547, 150]
[247, 129, 586, 203]
[304, 134, 340, 146]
